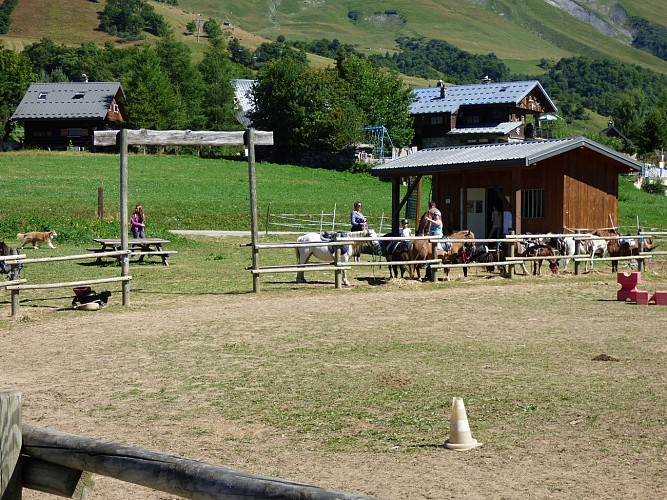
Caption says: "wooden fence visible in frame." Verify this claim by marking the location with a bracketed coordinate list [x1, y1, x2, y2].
[264, 204, 389, 235]
[245, 231, 666, 290]
[0, 392, 376, 500]
[2, 250, 132, 318]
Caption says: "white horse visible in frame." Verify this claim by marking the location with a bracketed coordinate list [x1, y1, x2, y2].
[295, 229, 380, 286]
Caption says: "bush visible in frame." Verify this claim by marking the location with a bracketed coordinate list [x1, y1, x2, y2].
[641, 178, 666, 195]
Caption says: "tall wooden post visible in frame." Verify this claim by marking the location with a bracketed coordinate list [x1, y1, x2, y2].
[430, 242, 439, 282]
[574, 230, 581, 276]
[637, 228, 644, 272]
[1, 391, 22, 500]
[507, 230, 515, 278]
[97, 187, 104, 220]
[334, 247, 342, 289]
[248, 128, 260, 293]
[119, 130, 130, 306]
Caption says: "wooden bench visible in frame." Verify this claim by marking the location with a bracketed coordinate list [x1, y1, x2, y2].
[90, 238, 176, 266]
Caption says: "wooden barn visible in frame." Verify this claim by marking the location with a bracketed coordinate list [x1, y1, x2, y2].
[11, 82, 126, 150]
[371, 137, 642, 236]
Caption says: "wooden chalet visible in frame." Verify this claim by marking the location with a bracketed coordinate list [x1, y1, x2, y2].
[11, 82, 126, 150]
[410, 79, 558, 148]
[371, 137, 642, 236]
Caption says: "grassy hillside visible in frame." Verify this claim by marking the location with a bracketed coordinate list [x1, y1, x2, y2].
[0, 152, 664, 243]
[177, 0, 667, 75]
[1, 1, 667, 77]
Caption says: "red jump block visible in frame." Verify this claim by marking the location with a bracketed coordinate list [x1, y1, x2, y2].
[651, 291, 667, 306]
[617, 271, 641, 301]
[629, 289, 651, 305]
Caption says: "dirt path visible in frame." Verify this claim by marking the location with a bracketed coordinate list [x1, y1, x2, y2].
[3, 276, 667, 499]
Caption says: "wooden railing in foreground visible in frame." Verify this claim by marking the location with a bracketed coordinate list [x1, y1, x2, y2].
[2, 251, 132, 318]
[0, 392, 376, 500]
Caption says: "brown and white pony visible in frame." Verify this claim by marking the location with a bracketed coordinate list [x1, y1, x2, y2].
[515, 240, 559, 275]
[594, 229, 655, 272]
[439, 230, 476, 281]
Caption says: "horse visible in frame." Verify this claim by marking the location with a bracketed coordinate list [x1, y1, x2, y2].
[595, 229, 655, 272]
[0, 241, 10, 275]
[408, 211, 434, 280]
[515, 239, 559, 275]
[295, 229, 380, 286]
[551, 235, 604, 272]
[380, 233, 410, 279]
[439, 230, 476, 281]
[465, 243, 497, 274]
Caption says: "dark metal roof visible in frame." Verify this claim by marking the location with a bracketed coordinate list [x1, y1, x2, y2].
[11, 82, 124, 121]
[371, 137, 642, 177]
[410, 80, 557, 115]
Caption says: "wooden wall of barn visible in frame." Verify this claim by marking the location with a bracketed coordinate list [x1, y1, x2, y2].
[430, 148, 623, 235]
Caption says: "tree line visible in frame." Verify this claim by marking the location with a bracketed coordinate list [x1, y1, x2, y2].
[2, 23, 667, 159]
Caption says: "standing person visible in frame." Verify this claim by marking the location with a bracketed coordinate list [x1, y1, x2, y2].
[350, 201, 367, 231]
[426, 209, 443, 237]
[400, 218, 413, 250]
[488, 205, 503, 246]
[131, 204, 146, 239]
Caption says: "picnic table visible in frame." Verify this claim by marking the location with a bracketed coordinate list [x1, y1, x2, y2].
[89, 238, 175, 266]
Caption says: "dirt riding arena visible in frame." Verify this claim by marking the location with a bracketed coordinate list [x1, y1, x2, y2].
[2, 265, 667, 499]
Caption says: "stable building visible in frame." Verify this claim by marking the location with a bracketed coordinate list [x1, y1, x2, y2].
[11, 81, 126, 150]
[371, 137, 642, 237]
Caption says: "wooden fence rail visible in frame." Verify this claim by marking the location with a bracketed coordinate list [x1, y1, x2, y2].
[245, 232, 666, 290]
[2, 251, 133, 318]
[1, 392, 376, 499]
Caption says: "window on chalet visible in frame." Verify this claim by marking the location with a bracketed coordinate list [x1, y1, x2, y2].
[73, 91, 86, 99]
[430, 116, 443, 125]
[37, 92, 48, 100]
[67, 128, 82, 138]
[522, 189, 544, 218]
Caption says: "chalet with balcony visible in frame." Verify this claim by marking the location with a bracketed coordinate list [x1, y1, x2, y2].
[11, 82, 126, 150]
[410, 79, 558, 148]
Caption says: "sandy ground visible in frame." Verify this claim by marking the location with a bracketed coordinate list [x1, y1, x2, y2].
[2, 271, 667, 499]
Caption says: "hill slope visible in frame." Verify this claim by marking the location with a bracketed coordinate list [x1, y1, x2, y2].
[1, 0, 666, 76]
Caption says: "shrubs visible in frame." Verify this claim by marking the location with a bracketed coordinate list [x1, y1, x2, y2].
[641, 177, 667, 195]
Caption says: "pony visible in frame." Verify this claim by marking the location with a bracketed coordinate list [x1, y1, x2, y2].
[0, 241, 10, 275]
[409, 211, 448, 279]
[439, 230, 476, 281]
[380, 233, 410, 279]
[594, 229, 655, 272]
[515, 239, 559, 275]
[551, 235, 604, 272]
[465, 243, 497, 274]
[295, 229, 380, 286]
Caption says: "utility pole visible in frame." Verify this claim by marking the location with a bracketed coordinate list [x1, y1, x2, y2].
[195, 15, 204, 43]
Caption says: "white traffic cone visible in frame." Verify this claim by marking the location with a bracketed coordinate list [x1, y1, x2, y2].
[444, 397, 481, 451]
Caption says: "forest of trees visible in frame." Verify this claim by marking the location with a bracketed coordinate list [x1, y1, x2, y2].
[2, 9, 667, 159]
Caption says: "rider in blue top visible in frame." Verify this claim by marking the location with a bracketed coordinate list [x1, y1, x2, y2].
[427, 210, 443, 237]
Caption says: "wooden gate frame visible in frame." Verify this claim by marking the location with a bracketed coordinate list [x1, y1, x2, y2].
[93, 128, 274, 300]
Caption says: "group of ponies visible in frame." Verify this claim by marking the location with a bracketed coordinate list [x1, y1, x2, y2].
[293, 222, 656, 286]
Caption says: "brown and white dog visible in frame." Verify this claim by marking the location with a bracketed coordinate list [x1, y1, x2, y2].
[16, 230, 58, 249]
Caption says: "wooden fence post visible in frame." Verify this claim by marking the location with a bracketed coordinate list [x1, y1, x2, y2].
[506, 231, 515, 278]
[574, 230, 581, 275]
[1, 391, 22, 500]
[637, 228, 644, 272]
[334, 247, 342, 289]
[430, 241, 439, 282]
